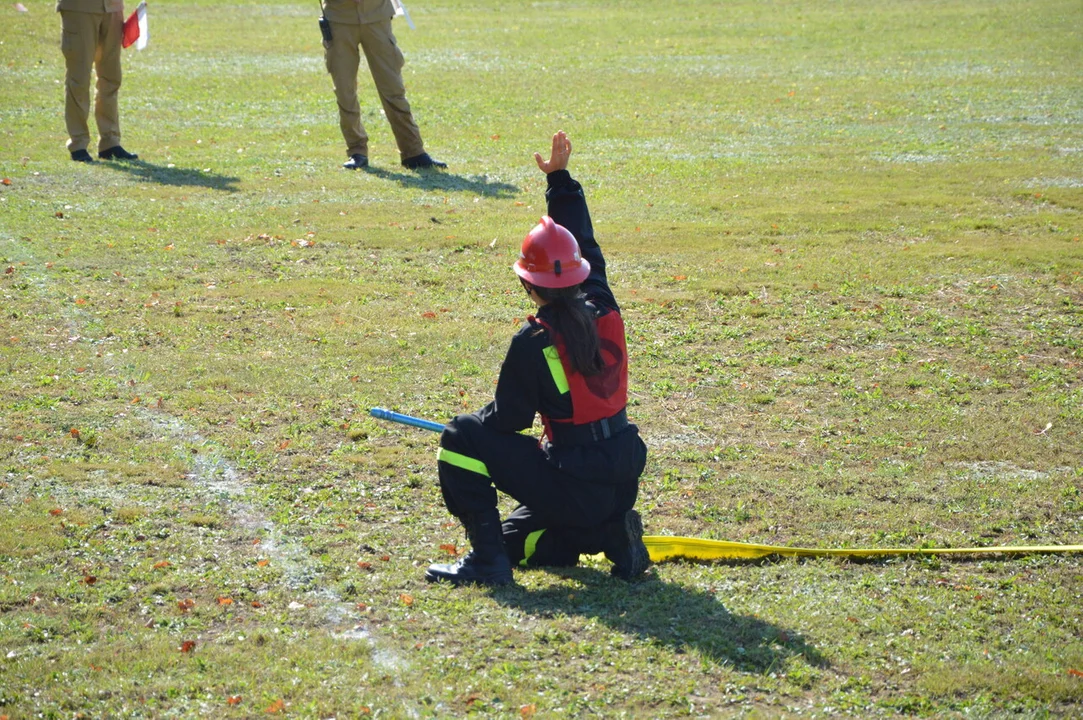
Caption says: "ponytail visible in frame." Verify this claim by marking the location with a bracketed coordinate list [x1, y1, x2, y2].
[534, 285, 603, 376]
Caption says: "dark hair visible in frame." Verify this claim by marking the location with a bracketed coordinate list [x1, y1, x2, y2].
[533, 284, 603, 376]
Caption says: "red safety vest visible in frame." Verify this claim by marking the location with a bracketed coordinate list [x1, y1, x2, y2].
[531, 311, 629, 441]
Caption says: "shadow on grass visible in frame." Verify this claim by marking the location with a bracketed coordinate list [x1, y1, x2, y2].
[363, 166, 519, 198]
[100, 159, 241, 192]
[492, 567, 827, 673]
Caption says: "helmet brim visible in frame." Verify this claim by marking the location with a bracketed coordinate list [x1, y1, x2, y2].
[513, 258, 591, 289]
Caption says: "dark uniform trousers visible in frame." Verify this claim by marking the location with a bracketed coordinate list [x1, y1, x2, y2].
[438, 413, 645, 567]
[57, 0, 124, 153]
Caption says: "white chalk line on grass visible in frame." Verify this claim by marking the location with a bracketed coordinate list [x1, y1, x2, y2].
[138, 410, 408, 670]
[7, 238, 410, 682]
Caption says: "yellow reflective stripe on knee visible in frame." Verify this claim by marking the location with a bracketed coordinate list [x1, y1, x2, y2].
[520, 529, 546, 567]
[436, 447, 490, 477]
[543, 346, 569, 394]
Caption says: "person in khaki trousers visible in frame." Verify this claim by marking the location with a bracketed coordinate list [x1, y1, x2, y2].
[321, 0, 444, 170]
[57, 0, 138, 162]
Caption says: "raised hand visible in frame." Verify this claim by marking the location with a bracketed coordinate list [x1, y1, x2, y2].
[534, 130, 572, 174]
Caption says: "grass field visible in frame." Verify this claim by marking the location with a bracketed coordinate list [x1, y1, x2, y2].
[2, 0, 1083, 716]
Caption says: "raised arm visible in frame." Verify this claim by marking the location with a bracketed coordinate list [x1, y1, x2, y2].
[534, 132, 615, 310]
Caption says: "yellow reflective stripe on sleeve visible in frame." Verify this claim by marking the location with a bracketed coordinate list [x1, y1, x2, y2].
[436, 447, 490, 478]
[520, 529, 546, 567]
[543, 346, 569, 394]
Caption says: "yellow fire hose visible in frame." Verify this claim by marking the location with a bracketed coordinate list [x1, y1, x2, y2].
[643, 536, 1083, 563]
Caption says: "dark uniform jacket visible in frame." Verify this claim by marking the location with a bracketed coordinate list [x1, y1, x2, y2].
[475, 169, 645, 487]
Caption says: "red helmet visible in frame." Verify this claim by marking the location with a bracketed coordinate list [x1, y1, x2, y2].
[513, 216, 591, 289]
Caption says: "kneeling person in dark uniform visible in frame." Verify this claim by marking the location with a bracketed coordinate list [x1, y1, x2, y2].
[427, 131, 649, 587]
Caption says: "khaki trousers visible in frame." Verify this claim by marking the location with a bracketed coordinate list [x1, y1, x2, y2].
[60, 9, 122, 153]
[325, 18, 424, 159]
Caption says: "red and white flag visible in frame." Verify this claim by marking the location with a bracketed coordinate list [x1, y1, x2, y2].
[122, 1, 148, 50]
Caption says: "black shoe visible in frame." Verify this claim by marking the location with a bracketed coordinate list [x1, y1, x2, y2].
[604, 510, 650, 580]
[343, 154, 368, 170]
[427, 509, 513, 586]
[425, 550, 513, 587]
[401, 152, 446, 170]
[70, 149, 94, 163]
[99, 145, 138, 160]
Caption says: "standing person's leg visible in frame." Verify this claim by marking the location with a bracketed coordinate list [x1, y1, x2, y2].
[94, 10, 123, 154]
[60, 10, 98, 157]
[326, 21, 369, 159]
[356, 19, 424, 161]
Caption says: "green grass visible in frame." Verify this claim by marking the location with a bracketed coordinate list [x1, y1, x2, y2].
[2, 0, 1082, 716]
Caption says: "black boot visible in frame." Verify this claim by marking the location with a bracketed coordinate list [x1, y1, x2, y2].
[426, 508, 513, 587]
[603, 509, 650, 580]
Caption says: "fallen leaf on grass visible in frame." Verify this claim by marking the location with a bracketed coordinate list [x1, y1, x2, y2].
[1068, 668, 1083, 678]
[251, 600, 263, 608]
[83, 575, 97, 585]
[49, 508, 63, 516]
[257, 559, 270, 567]
[226, 695, 242, 706]
[153, 561, 171, 569]
[180, 640, 196, 653]
[1, 178, 12, 185]
[439, 543, 458, 555]
[521, 704, 537, 719]
[399, 593, 414, 606]
[177, 598, 195, 612]
[217, 597, 233, 605]
[266, 699, 285, 714]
